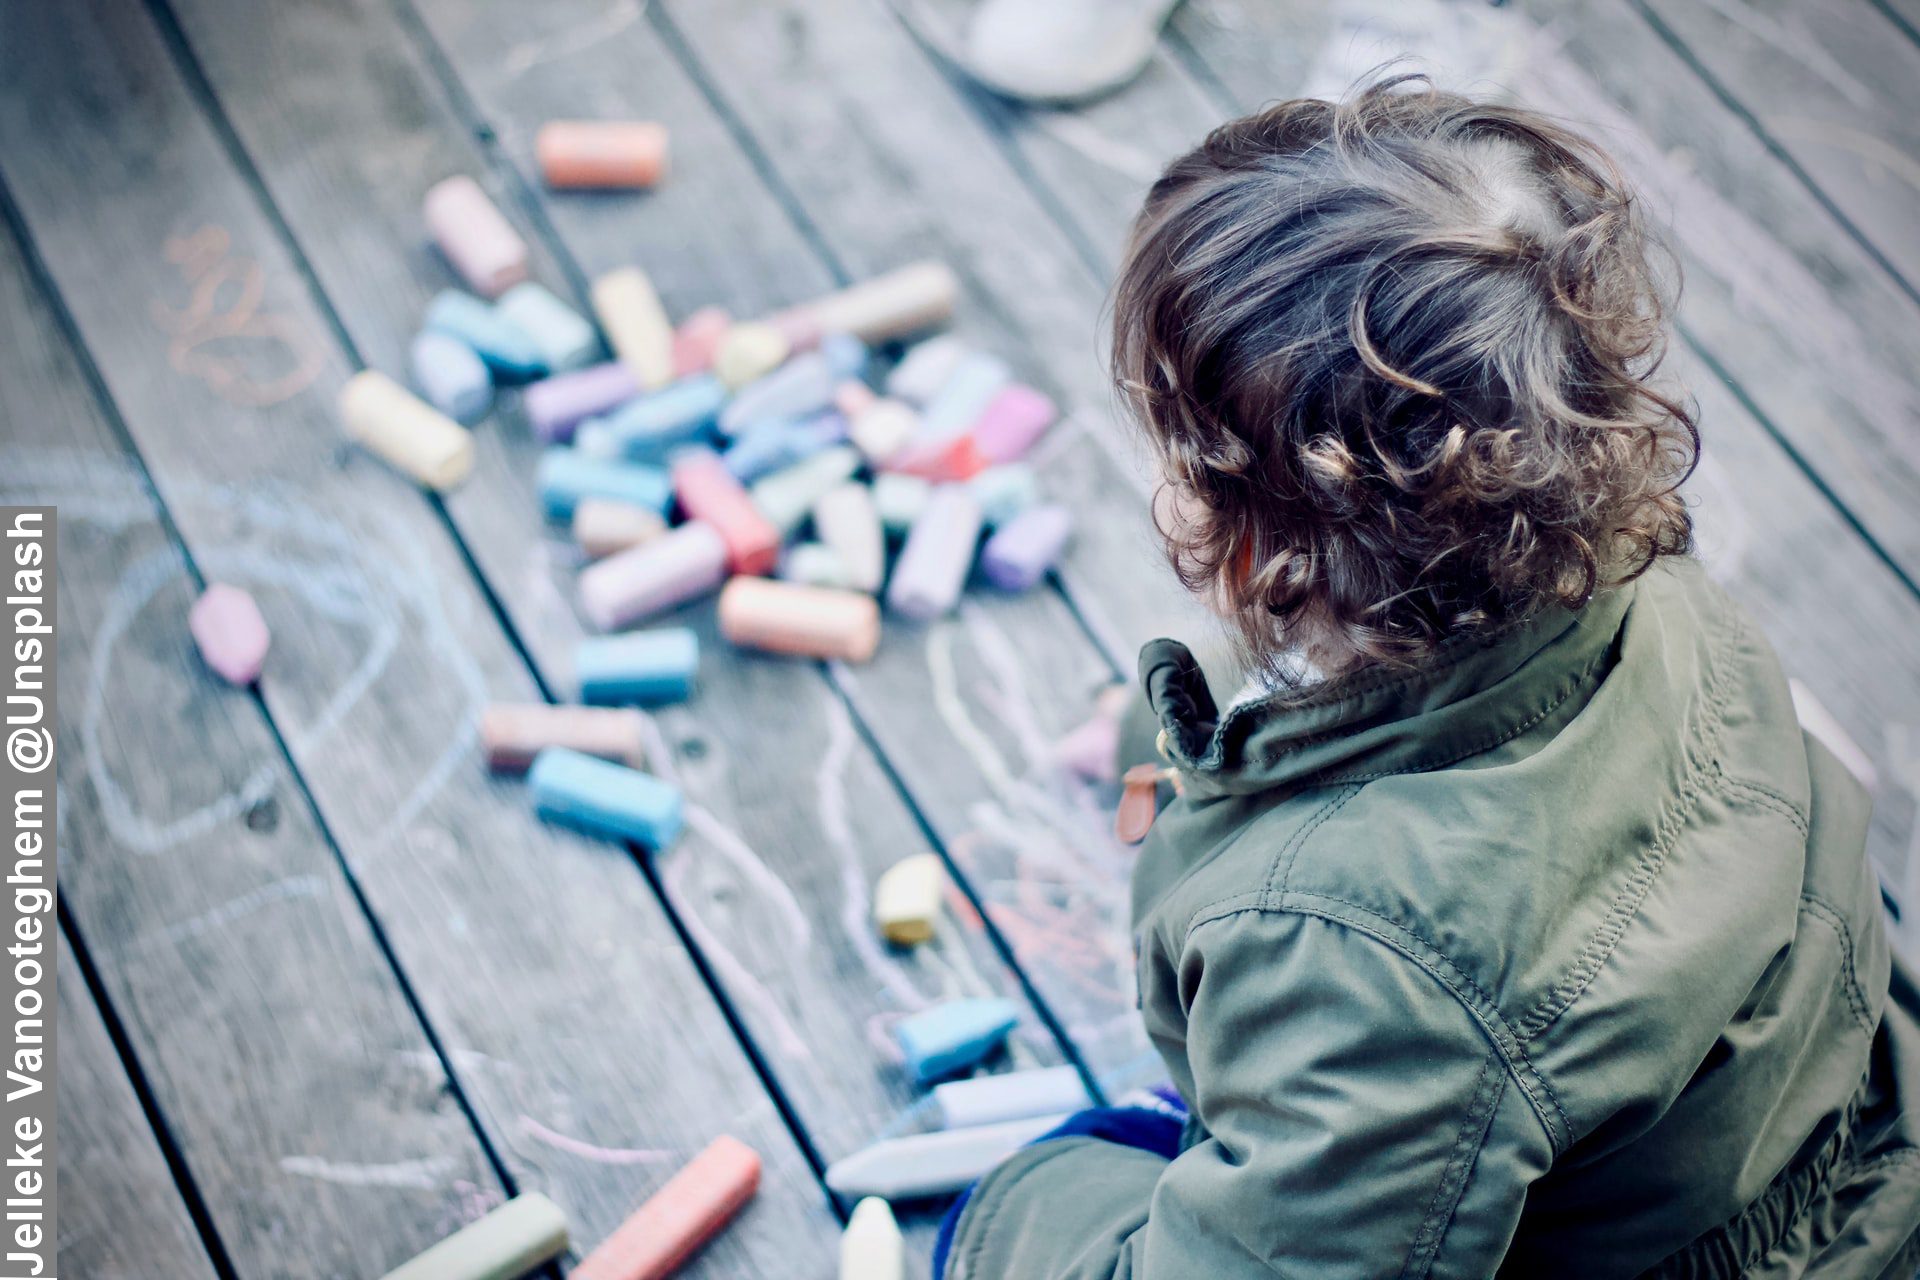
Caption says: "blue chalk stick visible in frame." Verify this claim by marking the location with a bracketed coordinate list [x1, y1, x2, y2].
[919, 352, 1010, 440]
[496, 282, 599, 372]
[893, 998, 1022, 1084]
[719, 352, 837, 435]
[594, 375, 726, 461]
[529, 747, 684, 850]
[722, 412, 847, 484]
[409, 329, 493, 424]
[821, 331, 869, 381]
[425, 290, 547, 381]
[536, 449, 672, 522]
[576, 628, 699, 705]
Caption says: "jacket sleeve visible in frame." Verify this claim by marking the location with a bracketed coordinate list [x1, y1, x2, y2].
[942, 909, 1551, 1278]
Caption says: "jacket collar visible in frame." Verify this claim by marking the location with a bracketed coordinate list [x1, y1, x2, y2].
[1139, 582, 1636, 797]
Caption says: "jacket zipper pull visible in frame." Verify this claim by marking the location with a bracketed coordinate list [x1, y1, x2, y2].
[1115, 764, 1174, 845]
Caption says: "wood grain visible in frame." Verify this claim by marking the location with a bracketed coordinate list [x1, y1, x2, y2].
[58, 932, 219, 1279]
[0, 1, 839, 1271]
[0, 219, 503, 1275]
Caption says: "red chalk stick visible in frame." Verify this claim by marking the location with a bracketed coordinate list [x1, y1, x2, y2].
[572, 1136, 761, 1280]
[671, 451, 782, 576]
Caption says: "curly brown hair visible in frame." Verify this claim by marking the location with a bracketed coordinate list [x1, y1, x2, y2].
[1112, 76, 1697, 675]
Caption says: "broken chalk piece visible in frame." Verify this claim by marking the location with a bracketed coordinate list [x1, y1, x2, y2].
[719, 577, 882, 664]
[481, 703, 647, 773]
[886, 431, 987, 483]
[840, 1197, 904, 1280]
[496, 281, 599, 373]
[719, 351, 837, 435]
[713, 322, 790, 391]
[672, 306, 733, 378]
[339, 369, 474, 491]
[781, 542, 854, 591]
[918, 352, 1011, 441]
[592, 266, 675, 392]
[776, 261, 959, 347]
[872, 472, 931, 536]
[812, 483, 885, 593]
[424, 289, 545, 381]
[885, 335, 968, 406]
[894, 997, 1021, 1084]
[595, 375, 726, 463]
[537, 450, 672, 523]
[886, 485, 983, 621]
[672, 450, 782, 576]
[871, 853, 943, 945]
[981, 504, 1072, 593]
[970, 464, 1039, 528]
[933, 1067, 1091, 1131]
[525, 362, 640, 444]
[578, 521, 728, 632]
[848, 398, 919, 467]
[377, 1190, 568, 1280]
[529, 746, 684, 850]
[823, 1114, 1066, 1201]
[1053, 710, 1120, 784]
[750, 445, 862, 538]
[188, 583, 270, 686]
[571, 1136, 760, 1280]
[576, 628, 699, 706]
[573, 498, 666, 560]
[423, 174, 530, 298]
[821, 332, 870, 382]
[410, 329, 493, 425]
[973, 384, 1057, 464]
[536, 119, 670, 190]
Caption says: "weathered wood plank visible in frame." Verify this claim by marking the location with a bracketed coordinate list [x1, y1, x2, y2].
[1164, 0, 1920, 942]
[0, 225, 502, 1275]
[1636, 0, 1920, 294]
[1173, 0, 1920, 591]
[154, 0, 1085, 1252]
[0, 1, 838, 1271]
[57, 932, 219, 1279]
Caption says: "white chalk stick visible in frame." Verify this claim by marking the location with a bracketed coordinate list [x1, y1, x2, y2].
[933, 1067, 1092, 1130]
[840, 1197, 904, 1280]
[823, 1114, 1067, 1201]
[592, 267, 674, 391]
[378, 1191, 568, 1280]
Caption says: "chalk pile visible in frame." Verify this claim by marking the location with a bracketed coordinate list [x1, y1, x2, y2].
[334, 168, 1076, 867]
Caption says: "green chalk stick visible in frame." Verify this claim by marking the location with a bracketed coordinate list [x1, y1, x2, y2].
[379, 1192, 569, 1280]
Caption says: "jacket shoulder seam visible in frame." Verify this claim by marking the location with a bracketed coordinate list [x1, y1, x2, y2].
[1798, 892, 1875, 1037]
[1400, 1046, 1504, 1279]
[1721, 773, 1810, 835]
[1184, 897, 1570, 1154]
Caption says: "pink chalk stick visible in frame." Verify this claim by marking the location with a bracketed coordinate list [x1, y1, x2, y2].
[422, 175, 529, 298]
[972, 384, 1057, 464]
[671, 451, 782, 576]
[578, 521, 728, 631]
[672, 307, 733, 378]
[572, 1136, 761, 1280]
[1053, 710, 1120, 783]
[189, 583, 270, 685]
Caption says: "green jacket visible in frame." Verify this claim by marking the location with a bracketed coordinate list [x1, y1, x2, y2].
[946, 560, 1920, 1278]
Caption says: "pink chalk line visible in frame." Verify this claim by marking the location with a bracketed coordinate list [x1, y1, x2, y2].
[517, 1116, 672, 1165]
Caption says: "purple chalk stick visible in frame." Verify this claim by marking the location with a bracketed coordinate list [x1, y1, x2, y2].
[524, 361, 638, 443]
[981, 504, 1071, 592]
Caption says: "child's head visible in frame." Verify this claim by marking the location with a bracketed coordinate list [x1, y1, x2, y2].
[1113, 76, 1697, 676]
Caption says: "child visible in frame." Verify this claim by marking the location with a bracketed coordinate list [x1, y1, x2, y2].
[936, 79, 1920, 1278]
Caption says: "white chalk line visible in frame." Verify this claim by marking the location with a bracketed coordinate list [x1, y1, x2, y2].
[136, 873, 328, 951]
[278, 1154, 459, 1190]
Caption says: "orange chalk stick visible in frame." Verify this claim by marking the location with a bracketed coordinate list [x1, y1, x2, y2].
[571, 1136, 761, 1280]
[480, 703, 647, 772]
[671, 451, 782, 576]
[536, 121, 670, 190]
[719, 577, 882, 664]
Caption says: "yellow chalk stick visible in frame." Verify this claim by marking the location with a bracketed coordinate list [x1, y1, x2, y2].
[873, 853, 943, 945]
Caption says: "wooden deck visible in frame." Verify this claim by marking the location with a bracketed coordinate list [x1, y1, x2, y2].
[13, 0, 1918, 1274]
